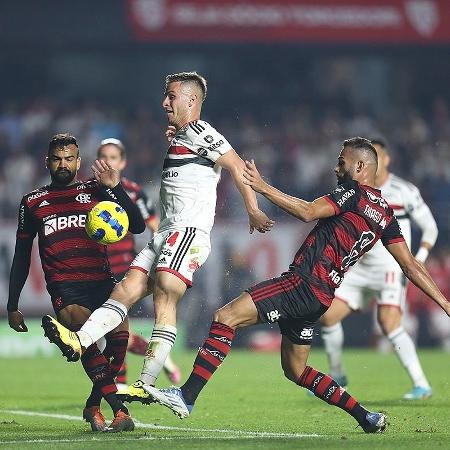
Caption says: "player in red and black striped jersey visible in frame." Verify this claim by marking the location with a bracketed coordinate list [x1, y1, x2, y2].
[144, 137, 450, 432]
[97, 138, 181, 387]
[7, 133, 145, 432]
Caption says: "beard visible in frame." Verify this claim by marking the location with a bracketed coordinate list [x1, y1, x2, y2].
[51, 169, 76, 185]
[337, 170, 353, 185]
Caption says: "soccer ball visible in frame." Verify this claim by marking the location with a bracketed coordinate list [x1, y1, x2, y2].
[85, 201, 129, 245]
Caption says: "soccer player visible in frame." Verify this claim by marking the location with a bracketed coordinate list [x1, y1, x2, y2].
[97, 138, 181, 386]
[7, 134, 145, 432]
[139, 138, 449, 433]
[42, 72, 274, 401]
[320, 139, 438, 399]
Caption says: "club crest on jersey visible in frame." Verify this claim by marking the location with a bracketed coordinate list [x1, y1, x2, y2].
[44, 214, 87, 236]
[204, 135, 214, 143]
[75, 193, 92, 204]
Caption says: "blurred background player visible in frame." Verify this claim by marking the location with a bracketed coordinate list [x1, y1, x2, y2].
[320, 138, 438, 400]
[7, 133, 145, 432]
[97, 138, 181, 386]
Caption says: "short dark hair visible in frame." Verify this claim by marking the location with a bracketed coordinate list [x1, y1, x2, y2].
[98, 138, 126, 159]
[48, 133, 79, 156]
[343, 136, 378, 165]
[165, 71, 207, 101]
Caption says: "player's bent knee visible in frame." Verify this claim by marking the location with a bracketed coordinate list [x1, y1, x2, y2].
[213, 308, 238, 329]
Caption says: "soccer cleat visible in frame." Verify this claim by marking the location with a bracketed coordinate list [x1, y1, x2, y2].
[82, 406, 107, 432]
[104, 410, 135, 433]
[142, 385, 192, 419]
[116, 380, 154, 404]
[41, 315, 82, 362]
[164, 366, 182, 385]
[403, 386, 432, 400]
[360, 412, 387, 433]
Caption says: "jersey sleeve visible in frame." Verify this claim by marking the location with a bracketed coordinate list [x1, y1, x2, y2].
[135, 188, 157, 223]
[322, 182, 359, 215]
[16, 198, 37, 240]
[186, 120, 233, 162]
[404, 183, 424, 213]
[381, 216, 405, 246]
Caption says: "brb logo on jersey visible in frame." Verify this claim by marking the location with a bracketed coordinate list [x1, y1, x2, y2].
[44, 214, 87, 236]
[75, 193, 92, 204]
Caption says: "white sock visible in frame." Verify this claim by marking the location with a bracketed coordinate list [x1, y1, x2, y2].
[96, 336, 107, 353]
[77, 299, 128, 349]
[388, 327, 430, 388]
[322, 322, 345, 377]
[140, 324, 177, 386]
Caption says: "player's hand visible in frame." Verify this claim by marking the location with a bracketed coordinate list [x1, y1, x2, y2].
[165, 125, 177, 142]
[248, 209, 275, 234]
[243, 159, 268, 194]
[8, 310, 28, 332]
[92, 159, 120, 188]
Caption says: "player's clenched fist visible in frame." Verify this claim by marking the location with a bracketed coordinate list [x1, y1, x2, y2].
[8, 310, 28, 332]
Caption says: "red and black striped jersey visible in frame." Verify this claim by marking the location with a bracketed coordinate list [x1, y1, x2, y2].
[290, 180, 404, 307]
[17, 180, 115, 284]
[106, 177, 156, 277]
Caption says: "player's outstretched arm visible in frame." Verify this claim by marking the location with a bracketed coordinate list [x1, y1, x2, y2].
[93, 160, 146, 234]
[387, 241, 450, 316]
[243, 159, 335, 222]
[217, 150, 274, 234]
[7, 238, 33, 332]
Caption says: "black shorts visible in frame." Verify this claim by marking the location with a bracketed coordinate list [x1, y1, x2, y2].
[246, 272, 328, 345]
[47, 279, 116, 313]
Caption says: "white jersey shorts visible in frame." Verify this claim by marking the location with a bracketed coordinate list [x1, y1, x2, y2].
[334, 262, 407, 311]
[130, 227, 211, 287]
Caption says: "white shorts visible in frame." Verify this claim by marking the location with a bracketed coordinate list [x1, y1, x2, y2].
[130, 227, 211, 287]
[335, 263, 406, 311]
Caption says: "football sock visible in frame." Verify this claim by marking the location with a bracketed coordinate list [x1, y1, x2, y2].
[128, 332, 148, 355]
[388, 326, 430, 388]
[116, 363, 127, 385]
[104, 393, 129, 416]
[140, 324, 177, 386]
[321, 322, 345, 377]
[77, 299, 128, 349]
[181, 321, 235, 406]
[298, 366, 368, 425]
[103, 331, 129, 379]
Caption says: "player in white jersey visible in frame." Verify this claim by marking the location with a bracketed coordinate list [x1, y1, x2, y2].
[42, 71, 274, 402]
[319, 139, 438, 400]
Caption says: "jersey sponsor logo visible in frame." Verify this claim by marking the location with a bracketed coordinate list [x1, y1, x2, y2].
[162, 170, 178, 179]
[27, 190, 48, 202]
[341, 231, 376, 270]
[38, 200, 50, 207]
[158, 257, 167, 265]
[76, 183, 87, 190]
[44, 214, 87, 236]
[18, 204, 25, 228]
[207, 139, 224, 151]
[337, 189, 355, 207]
[300, 327, 314, 339]
[188, 258, 200, 272]
[366, 191, 389, 209]
[363, 205, 383, 224]
[267, 309, 280, 322]
[75, 193, 92, 204]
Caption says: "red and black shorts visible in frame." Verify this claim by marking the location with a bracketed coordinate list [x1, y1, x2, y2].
[47, 279, 116, 313]
[246, 272, 328, 345]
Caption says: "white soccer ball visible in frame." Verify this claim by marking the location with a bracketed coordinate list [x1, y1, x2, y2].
[85, 201, 129, 245]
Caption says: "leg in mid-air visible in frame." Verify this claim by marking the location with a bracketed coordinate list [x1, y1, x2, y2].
[53, 304, 134, 432]
[377, 304, 432, 400]
[320, 298, 354, 387]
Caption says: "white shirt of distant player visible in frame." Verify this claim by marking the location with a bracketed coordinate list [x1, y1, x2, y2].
[360, 173, 434, 269]
[158, 120, 232, 234]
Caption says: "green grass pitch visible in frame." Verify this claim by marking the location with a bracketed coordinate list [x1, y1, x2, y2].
[1, 349, 450, 449]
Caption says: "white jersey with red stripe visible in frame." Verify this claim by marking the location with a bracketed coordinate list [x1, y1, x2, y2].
[356, 173, 430, 270]
[158, 120, 232, 234]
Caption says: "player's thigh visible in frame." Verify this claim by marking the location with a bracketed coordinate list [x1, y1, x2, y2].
[214, 292, 260, 329]
[112, 268, 151, 309]
[57, 304, 92, 331]
[333, 273, 365, 312]
[320, 297, 353, 326]
[280, 335, 310, 382]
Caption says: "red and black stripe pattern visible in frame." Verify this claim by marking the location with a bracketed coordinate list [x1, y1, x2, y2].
[103, 331, 129, 378]
[181, 321, 235, 405]
[298, 366, 368, 424]
[290, 180, 404, 307]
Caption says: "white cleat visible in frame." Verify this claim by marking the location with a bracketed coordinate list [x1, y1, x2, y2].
[142, 385, 192, 419]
